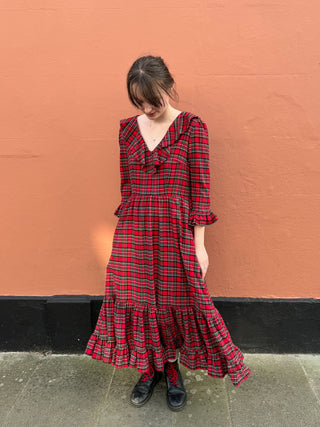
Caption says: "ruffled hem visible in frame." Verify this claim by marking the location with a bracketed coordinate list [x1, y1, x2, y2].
[85, 296, 251, 387]
[85, 339, 251, 387]
[189, 210, 219, 226]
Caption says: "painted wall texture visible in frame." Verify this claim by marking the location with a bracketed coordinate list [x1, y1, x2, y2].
[1, 1, 319, 297]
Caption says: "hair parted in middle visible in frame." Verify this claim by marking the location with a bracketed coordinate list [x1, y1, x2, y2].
[127, 55, 179, 109]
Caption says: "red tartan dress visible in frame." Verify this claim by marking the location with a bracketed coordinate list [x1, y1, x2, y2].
[85, 111, 251, 387]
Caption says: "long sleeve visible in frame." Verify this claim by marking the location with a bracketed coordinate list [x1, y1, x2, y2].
[187, 117, 218, 226]
[114, 124, 132, 218]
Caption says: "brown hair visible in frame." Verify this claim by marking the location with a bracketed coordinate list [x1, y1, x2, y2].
[127, 55, 179, 109]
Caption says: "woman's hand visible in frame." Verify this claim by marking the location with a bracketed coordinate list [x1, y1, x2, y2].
[195, 244, 209, 281]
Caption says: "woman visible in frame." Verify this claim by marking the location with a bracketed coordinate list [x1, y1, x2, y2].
[85, 55, 251, 411]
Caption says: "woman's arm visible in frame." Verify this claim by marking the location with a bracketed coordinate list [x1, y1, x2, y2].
[194, 224, 205, 247]
[188, 117, 218, 279]
[187, 117, 218, 227]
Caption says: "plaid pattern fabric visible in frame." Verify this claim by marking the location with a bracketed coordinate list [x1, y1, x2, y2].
[85, 112, 251, 387]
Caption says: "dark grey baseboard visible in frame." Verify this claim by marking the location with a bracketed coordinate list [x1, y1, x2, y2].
[0, 295, 319, 353]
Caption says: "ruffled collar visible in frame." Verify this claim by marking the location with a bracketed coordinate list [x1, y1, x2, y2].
[120, 111, 200, 175]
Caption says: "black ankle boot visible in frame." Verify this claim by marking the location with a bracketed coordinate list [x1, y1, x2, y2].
[164, 360, 187, 411]
[130, 364, 163, 407]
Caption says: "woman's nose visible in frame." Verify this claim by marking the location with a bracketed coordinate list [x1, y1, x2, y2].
[144, 104, 153, 113]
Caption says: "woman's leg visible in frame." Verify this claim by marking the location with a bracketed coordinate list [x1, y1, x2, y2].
[164, 352, 187, 411]
[168, 348, 180, 362]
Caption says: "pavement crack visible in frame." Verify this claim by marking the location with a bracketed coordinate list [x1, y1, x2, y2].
[297, 355, 320, 407]
[223, 378, 234, 427]
[93, 365, 116, 427]
[3, 353, 45, 425]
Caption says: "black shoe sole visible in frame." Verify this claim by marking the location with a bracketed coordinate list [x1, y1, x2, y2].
[166, 394, 187, 412]
[130, 372, 163, 407]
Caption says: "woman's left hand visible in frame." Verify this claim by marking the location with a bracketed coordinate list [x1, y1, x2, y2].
[195, 245, 209, 281]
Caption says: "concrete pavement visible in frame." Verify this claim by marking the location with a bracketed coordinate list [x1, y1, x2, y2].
[0, 352, 319, 426]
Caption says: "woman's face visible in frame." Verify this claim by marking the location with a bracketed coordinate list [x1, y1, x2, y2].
[133, 85, 171, 120]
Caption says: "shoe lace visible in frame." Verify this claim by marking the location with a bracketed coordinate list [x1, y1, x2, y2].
[140, 365, 155, 382]
[166, 362, 179, 385]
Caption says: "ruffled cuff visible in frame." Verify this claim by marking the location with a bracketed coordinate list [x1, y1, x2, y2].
[188, 210, 218, 226]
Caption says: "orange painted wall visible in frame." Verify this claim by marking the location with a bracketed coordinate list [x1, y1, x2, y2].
[1, 1, 319, 297]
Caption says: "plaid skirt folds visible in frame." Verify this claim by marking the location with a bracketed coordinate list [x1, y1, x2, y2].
[85, 111, 251, 387]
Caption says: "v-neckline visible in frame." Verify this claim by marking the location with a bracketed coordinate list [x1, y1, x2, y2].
[135, 111, 185, 153]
